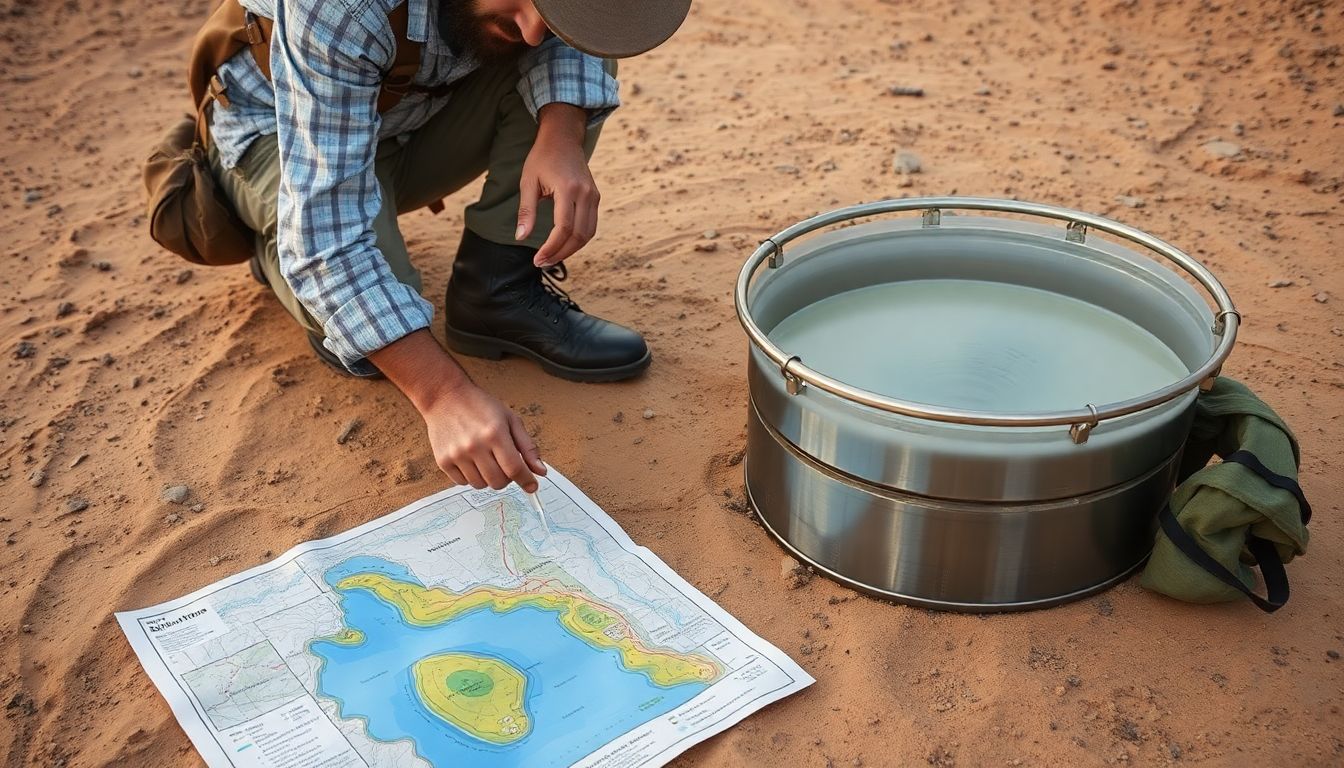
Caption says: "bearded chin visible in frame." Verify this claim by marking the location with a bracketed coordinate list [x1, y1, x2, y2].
[438, 0, 527, 64]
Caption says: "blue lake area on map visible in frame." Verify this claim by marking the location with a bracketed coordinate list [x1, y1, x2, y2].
[309, 562, 710, 767]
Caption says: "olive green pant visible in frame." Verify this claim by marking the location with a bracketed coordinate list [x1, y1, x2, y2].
[208, 62, 606, 335]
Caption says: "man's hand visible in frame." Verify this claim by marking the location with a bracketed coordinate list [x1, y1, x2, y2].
[517, 103, 597, 268]
[369, 330, 546, 491]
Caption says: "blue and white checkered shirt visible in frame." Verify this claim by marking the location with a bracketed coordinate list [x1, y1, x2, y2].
[209, 0, 620, 368]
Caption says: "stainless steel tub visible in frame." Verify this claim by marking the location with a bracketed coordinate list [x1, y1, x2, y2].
[735, 198, 1239, 611]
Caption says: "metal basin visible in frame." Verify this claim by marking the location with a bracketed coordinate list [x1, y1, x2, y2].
[735, 198, 1239, 611]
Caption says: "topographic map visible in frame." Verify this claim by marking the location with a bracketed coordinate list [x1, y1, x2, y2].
[118, 468, 812, 768]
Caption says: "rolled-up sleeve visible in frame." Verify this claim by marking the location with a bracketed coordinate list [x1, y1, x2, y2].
[270, 0, 434, 368]
[516, 36, 621, 127]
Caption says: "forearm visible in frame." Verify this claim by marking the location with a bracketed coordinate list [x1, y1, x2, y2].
[537, 102, 587, 146]
[368, 329, 473, 414]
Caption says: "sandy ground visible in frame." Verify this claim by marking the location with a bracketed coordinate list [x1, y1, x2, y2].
[3, 0, 1343, 765]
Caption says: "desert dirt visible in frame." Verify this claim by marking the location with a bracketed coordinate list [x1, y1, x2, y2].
[3, 0, 1343, 765]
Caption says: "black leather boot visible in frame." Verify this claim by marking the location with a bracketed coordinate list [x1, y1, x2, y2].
[444, 229, 651, 382]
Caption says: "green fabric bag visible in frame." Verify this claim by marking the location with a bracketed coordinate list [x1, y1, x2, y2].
[1140, 377, 1312, 612]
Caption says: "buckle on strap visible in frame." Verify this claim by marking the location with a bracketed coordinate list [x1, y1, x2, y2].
[244, 11, 265, 45]
[208, 74, 231, 109]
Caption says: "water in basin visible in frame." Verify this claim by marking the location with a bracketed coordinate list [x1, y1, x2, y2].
[766, 279, 1188, 412]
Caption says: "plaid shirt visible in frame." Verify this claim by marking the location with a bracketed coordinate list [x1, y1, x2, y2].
[209, 0, 620, 369]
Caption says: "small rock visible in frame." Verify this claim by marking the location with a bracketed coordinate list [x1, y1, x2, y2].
[93, 261, 112, 271]
[693, 241, 719, 253]
[56, 302, 75, 318]
[1202, 140, 1242, 158]
[1096, 597, 1114, 616]
[1334, 104, 1344, 117]
[893, 150, 922, 175]
[69, 453, 87, 468]
[775, 164, 800, 175]
[164, 512, 183, 525]
[1313, 292, 1329, 304]
[887, 85, 925, 97]
[14, 341, 37, 359]
[162, 485, 190, 504]
[702, 229, 719, 240]
[781, 556, 812, 589]
[175, 269, 194, 285]
[1327, 650, 1340, 660]
[190, 503, 205, 513]
[63, 498, 89, 514]
[1232, 122, 1245, 137]
[642, 409, 655, 420]
[1267, 278, 1295, 288]
[1101, 61, 1118, 70]
[128, 66, 143, 78]
[1116, 195, 1146, 209]
[27, 469, 46, 488]
[975, 86, 992, 96]
[23, 189, 41, 204]
[336, 418, 363, 445]
[612, 411, 624, 424]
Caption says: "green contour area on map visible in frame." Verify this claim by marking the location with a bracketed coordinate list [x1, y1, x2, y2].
[413, 652, 529, 744]
[335, 573, 721, 687]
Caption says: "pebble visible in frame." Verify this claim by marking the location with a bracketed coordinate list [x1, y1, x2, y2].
[1267, 278, 1294, 288]
[612, 411, 624, 423]
[702, 229, 719, 240]
[775, 164, 801, 175]
[1115, 195, 1146, 209]
[1335, 104, 1344, 117]
[1202, 140, 1242, 158]
[164, 512, 183, 525]
[69, 453, 87, 468]
[693, 241, 719, 253]
[886, 85, 924, 97]
[175, 269, 194, 285]
[190, 503, 205, 513]
[642, 409, 655, 420]
[336, 418, 363, 445]
[14, 341, 37, 359]
[162, 485, 190, 504]
[1328, 650, 1340, 660]
[56, 302, 75, 318]
[64, 498, 89, 514]
[1313, 292, 1329, 304]
[27, 469, 46, 488]
[23, 189, 41, 204]
[893, 149, 922, 175]
[974, 86, 992, 96]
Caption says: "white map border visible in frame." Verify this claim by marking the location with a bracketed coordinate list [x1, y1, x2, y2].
[116, 466, 814, 767]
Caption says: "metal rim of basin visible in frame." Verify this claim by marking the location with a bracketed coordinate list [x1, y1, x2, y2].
[735, 196, 1240, 443]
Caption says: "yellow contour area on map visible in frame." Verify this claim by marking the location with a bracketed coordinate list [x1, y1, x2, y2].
[327, 628, 365, 646]
[413, 652, 529, 744]
[336, 573, 721, 687]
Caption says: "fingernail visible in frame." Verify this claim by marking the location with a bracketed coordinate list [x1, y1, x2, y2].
[515, 225, 526, 240]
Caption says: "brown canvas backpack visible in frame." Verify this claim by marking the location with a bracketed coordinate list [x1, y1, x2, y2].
[144, 0, 441, 265]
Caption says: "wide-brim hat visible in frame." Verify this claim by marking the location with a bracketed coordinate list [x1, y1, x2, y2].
[534, 0, 692, 59]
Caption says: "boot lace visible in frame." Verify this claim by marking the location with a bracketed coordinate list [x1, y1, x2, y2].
[526, 263, 580, 322]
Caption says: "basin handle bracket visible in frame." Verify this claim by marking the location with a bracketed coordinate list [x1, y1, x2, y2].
[1212, 309, 1240, 336]
[1066, 221, 1088, 243]
[922, 208, 942, 228]
[1069, 404, 1099, 444]
[781, 356, 806, 395]
[764, 238, 784, 269]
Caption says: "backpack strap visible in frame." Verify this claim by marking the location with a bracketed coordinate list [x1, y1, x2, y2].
[189, 0, 452, 146]
[1157, 450, 1311, 613]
